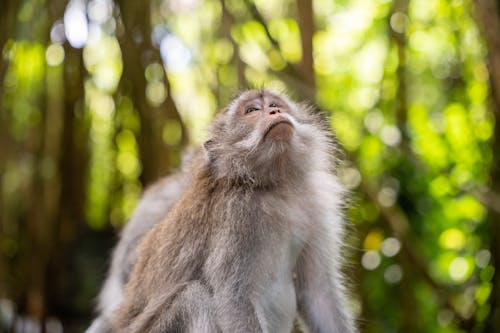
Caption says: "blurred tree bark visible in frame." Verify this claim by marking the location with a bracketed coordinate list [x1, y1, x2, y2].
[0, 0, 18, 76]
[28, 0, 89, 324]
[296, 0, 315, 91]
[220, 0, 246, 101]
[390, 0, 420, 331]
[0, 0, 90, 326]
[47, 43, 89, 321]
[223, 0, 246, 90]
[116, 0, 187, 186]
[0, 0, 19, 298]
[392, 0, 408, 137]
[11, 0, 52, 322]
[473, 0, 500, 332]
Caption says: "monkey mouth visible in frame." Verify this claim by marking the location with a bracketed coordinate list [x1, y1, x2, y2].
[264, 120, 294, 140]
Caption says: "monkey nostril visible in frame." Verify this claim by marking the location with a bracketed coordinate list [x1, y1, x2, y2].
[270, 109, 280, 115]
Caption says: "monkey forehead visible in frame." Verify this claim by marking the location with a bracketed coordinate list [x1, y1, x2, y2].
[233, 89, 292, 107]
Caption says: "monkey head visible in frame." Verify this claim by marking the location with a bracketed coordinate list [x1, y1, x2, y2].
[203, 89, 333, 186]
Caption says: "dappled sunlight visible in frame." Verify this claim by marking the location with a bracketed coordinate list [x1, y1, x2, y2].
[160, 34, 192, 72]
[0, 0, 498, 332]
[45, 44, 65, 66]
[64, 0, 88, 48]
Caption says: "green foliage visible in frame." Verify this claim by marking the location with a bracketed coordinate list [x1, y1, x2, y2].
[0, 0, 497, 332]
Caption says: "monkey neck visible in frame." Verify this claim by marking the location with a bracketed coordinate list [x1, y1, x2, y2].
[198, 157, 307, 192]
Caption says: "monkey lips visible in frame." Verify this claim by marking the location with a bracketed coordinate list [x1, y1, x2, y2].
[264, 119, 294, 141]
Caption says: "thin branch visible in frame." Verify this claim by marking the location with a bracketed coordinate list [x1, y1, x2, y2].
[240, 0, 315, 100]
[242, 0, 284, 54]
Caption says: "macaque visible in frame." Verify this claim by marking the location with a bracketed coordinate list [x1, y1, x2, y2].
[98, 89, 356, 333]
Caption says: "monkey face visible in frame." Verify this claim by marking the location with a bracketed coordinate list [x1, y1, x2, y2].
[207, 90, 301, 156]
[204, 89, 330, 185]
[235, 91, 296, 143]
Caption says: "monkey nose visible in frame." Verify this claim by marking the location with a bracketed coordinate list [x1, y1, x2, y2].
[269, 109, 281, 115]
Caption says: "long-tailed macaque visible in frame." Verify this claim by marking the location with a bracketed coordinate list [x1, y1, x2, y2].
[91, 89, 356, 333]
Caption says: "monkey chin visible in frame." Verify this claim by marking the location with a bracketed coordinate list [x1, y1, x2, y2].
[263, 121, 294, 142]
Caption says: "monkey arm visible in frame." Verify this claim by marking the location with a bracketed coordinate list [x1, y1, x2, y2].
[294, 240, 357, 333]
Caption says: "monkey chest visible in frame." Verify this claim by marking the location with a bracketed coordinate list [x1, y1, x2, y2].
[252, 245, 299, 333]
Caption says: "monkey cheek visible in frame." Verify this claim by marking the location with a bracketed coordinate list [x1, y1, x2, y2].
[264, 123, 294, 141]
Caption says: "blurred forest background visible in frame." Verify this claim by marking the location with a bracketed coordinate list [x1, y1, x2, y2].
[0, 0, 500, 332]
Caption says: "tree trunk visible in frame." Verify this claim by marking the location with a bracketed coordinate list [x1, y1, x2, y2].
[0, 0, 19, 298]
[472, 1, 500, 331]
[221, 0, 246, 93]
[17, 0, 51, 322]
[116, 0, 186, 185]
[296, 0, 315, 91]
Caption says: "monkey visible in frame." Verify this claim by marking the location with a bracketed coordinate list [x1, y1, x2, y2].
[110, 89, 356, 333]
[86, 153, 195, 333]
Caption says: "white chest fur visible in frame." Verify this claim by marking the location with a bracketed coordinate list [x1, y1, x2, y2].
[251, 190, 314, 333]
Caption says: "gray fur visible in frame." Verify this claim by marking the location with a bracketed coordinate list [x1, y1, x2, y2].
[90, 90, 357, 333]
[86, 157, 193, 333]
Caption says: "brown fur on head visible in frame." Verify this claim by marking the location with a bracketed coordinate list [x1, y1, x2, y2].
[203, 89, 334, 187]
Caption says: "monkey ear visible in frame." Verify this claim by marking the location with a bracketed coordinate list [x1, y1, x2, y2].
[203, 139, 216, 163]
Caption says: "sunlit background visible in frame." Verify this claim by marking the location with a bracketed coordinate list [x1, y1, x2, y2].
[0, 0, 499, 332]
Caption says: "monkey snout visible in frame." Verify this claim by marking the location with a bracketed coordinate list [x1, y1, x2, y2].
[269, 109, 281, 115]
[264, 119, 294, 141]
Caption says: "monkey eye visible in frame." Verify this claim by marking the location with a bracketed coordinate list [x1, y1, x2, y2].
[245, 107, 259, 114]
[269, 102, 280, 108]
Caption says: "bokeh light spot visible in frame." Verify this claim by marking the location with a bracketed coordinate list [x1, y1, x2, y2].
[439, 228, 466, 250]
[146, 81, 167, 107]
[87, 0, 113, 24]
[475, 249, 491, 268]
[45, 44, 65, 66]
[64, 0, 88, 48]
[163, 120, 183, 146]
[364, 230, 384, 251]
[160, 34, 191, 72]
[381, 237, 401, 257]
[449, 256, 470, 282]
[338, 167, 361, 189]
[380, 125, 401, 146]
[362, 250, 381, 270]
[364, 109, 384, 134]
[377, 186, 397, 207]
[390, 12, 409, 34]
[50, 20, 66, 44]
[384, 264, 403, 284]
